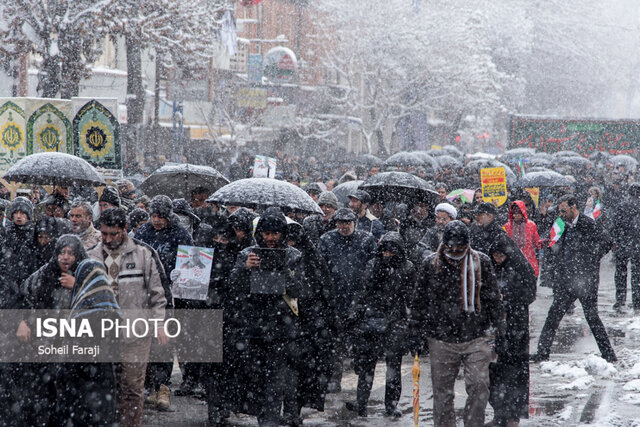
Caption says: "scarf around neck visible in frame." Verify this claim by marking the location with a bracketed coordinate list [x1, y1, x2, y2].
[435, 243, 482, 313]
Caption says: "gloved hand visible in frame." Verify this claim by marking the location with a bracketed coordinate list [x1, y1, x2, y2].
[170, 269, 181, 281]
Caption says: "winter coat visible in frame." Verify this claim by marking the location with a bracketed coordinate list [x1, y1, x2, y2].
[317, 229, 377, 317]
[411, 249, 505, 344]
[413, 225, 441, 261]
[88, 236, 168, 326]
[352, 232, 415, 356]
[503, 200, 543, 276]
[21, 261, 73, 310]
[550, 214, 612, 299]
[402, 215, 432, 251]
[289, 233, 336, 411]
[356, 211, 385, 240]
[611, 196, 639, 257]
[302, 214, 335, 246]
[0, 221, 39, 308]
[134, 216, 193, 305]
[489, 235, 537, 421]
[78, 223, 102, 250]
[469, 219, 508, 256]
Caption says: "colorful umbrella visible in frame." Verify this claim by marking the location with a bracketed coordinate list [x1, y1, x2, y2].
[446, 189, 475, 204]
[412, 354, 420, 427]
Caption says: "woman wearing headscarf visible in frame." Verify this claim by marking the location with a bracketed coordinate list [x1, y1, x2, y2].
[16, 235, 119, 426]
[486, 235, 537, 427]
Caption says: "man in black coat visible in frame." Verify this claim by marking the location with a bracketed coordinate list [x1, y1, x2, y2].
[611, 182, 639, 310]
[317, 208, 377, 392]
[345, 232, 415, 418]
[469, 202, 509, 256]
[135, 195, 193, 408]
[532, 194, 616, 362]
[410, 221, 505, 427]
[487, 235, 537, 427]
[303, 191, 338, 245]
[228, 208, 304, 426]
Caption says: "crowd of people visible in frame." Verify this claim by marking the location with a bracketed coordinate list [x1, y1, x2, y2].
[0, 148, 635, 427]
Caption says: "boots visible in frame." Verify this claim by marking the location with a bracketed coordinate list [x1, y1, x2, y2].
[344, 401, 367, 417]
[144, 390, 158, 406]
[156, 384, 171, 411]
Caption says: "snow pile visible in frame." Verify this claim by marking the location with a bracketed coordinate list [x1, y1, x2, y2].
[556, 405, 573, 421]
[539, 355, 616, 391]
[617, 317, 640, 332]
[580, 354, 618, 376]
[622, 379, 640, 392]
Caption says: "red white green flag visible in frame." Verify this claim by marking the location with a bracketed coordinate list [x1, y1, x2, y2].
[549, 217, 565, 247]
[592, 199, 601, 219]
[518, 156, 525, 178]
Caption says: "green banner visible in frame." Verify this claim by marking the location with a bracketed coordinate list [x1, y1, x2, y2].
[0, 99, 28, 174]
[26, 99, 72, 154]
[73, 100, 121, 170]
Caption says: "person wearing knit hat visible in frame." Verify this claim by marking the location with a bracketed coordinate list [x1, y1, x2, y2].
[230, 205, 303, 426]
[303, 191, 339, 245]
[127, 208, 150, 235]
[8, 196, 34, 224]
[148, 195, 174, 220]
[99, 186, 121, 212]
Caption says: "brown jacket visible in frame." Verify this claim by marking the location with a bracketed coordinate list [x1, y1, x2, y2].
[88, 236, 167, 323]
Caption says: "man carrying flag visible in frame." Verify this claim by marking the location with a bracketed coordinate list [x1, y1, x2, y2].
[531, 194, 616, 363]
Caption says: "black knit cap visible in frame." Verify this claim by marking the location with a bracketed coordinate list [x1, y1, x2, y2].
[99, 186, 121, 208]
[8, 196, 34, 221]
[148, 195, 173, 219]
[442, 220, 469, 247]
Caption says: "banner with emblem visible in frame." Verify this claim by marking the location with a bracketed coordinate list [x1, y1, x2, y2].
[0, 98, 28, 174]
[72, 98, 121, 170]
[26, 98, 72, 154]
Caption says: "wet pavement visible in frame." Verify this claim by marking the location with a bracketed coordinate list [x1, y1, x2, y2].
[143, 253, 640, 426]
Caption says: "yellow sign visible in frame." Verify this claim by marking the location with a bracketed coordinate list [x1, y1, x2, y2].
[430, 145, 442, 150]
[236, 88, 267, 109]
[525, 187, 540, 207]
[481, 167, 507, 206]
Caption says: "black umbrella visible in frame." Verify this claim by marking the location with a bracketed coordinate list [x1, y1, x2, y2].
[140, 163, 229, 199]
[515, 171, 571, 188]
[426, 149, 446, 157]
[355, 154, 382, 167]
[359, 172, 438, 203]
[4, 152, 105, 187]
[499, 148, 536, 162]
[207, 178, 322, 214]
[332, 180, 364, 207]
[528, 157, 552, 168]
[410, 151, 438, 170]
[553, 150, 581, 158]
[527, 166, 553, 173]
[533, 152, 553, 161]
[384, 152, 424, 168]
[441, 145, 464, 158]
[611, 154, 638, 169]
[554, 156, 592, 168]
[467, 152, 496, 160]
[435, 155, 462, 169]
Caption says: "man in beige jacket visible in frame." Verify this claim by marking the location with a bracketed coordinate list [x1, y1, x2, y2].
[89, 208, 168, 426]
[69, 200, 102, 250]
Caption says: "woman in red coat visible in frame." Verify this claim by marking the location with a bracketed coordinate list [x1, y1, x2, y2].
[504, 200, 543, 276]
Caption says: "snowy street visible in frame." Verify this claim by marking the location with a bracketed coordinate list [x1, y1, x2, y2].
[144, 253, 640, 427]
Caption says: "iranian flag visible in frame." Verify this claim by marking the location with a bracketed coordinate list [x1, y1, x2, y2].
[592, 199, 602, 219]
[549, 217, 565, 247]
[518, 156, 525, 178]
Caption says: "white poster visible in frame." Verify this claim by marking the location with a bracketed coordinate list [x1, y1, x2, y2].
[253, 154, 277, 178]
[172, 245, 214, 300]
